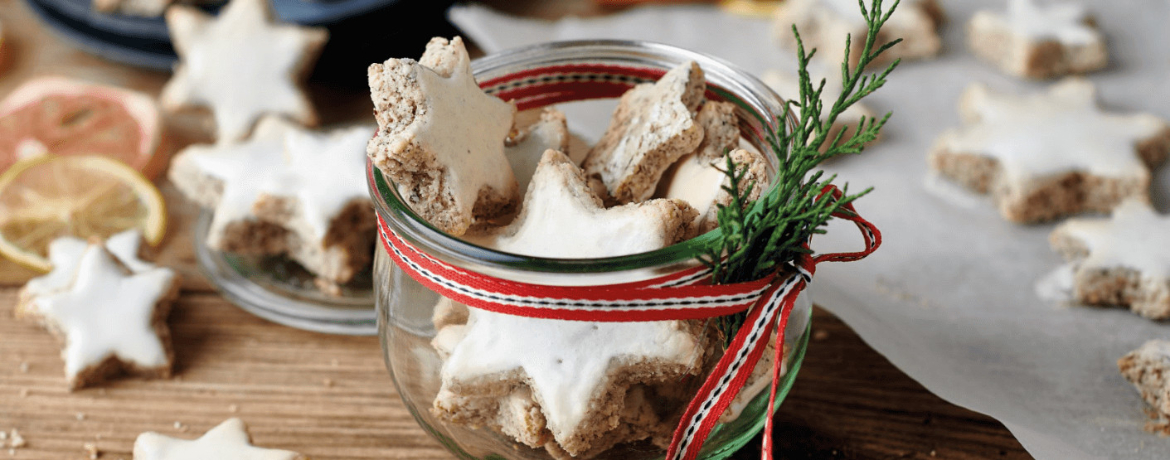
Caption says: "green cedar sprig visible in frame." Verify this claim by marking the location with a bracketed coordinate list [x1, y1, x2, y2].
[703, 0, 901, 345]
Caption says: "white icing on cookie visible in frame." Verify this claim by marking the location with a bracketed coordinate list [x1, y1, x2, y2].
[264, 124, 375, 240]
[413, 39, 517, 220]
[978, 0, 1099, 45]
[25, 230, 156, 297]
[162, 0, 327, 142]
[179, 117, 298, 246]
[30, 245, 175, 380]
[486, 151, 689, 258]
[659, 153, 727, 228]
[134, 418, 301, 460]
[506, 109, 569, 196]
[1057, 200, 1170, 279]
[941, 79, 1166, 185]
[442, 150, 701, 444]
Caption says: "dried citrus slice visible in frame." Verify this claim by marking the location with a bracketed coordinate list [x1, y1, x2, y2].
[0, 76, 164, 178]
[0, 155, 166, 271]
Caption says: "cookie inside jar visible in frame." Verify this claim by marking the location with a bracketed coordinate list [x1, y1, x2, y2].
[368, 37, 806, 459]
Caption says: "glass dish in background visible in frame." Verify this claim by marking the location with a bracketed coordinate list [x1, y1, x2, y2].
[372, 40, 811, 459]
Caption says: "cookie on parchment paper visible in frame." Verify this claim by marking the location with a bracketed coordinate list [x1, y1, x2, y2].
[772, 0, 945, 67]
[968, 0, 1107, 79]
[1119, 341, 1170, 422]
[1050, 200, 1170, 319]
[928, 79, 1170, 223]
[367, 36, 518, 237]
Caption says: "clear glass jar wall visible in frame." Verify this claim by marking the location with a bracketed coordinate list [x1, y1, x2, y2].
[370, 40, 813, 460]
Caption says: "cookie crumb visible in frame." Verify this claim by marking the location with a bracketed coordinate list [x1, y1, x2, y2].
[323, 378, 333, 388]
[9, 429, 25, 448]
[228, 404, 239, 413]
[18, 362, 28, 373]
[76, 412, 86, 421]
[173, 421, 186, 431]
[18, 389, 28, 398]
[0, 431, 7, 440]
[84, 442, 100, 459]
[812, 329, 830, 341]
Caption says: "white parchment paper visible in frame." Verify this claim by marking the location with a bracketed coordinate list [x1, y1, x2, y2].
[450, 2, 1170, 459]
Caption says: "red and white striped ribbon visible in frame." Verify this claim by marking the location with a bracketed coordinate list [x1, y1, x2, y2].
[377, 183, 881, 460]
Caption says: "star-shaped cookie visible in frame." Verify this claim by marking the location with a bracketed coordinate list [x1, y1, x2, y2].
[168, 116, 296, 255]
[170, 118, 377, 286]
[968, 0, 1107, 79]
[434, 150, 704, 456]
[504, 108, 569, 197]
[657, 148, 770, 233]
[582, 61, 706, 205]
[162, 0, 328, 143]
[18, 241, 178, 389]
[367, 36, 518, 236]
[772, 0, 945, 67]
[929, 79, 1170, 223]
[1050, 200, 1170, 319]
[253, 124, 377, 285]
[134, 418, 304, 460]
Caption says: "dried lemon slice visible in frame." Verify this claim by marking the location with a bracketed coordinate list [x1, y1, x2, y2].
[0, 155, 166, 271]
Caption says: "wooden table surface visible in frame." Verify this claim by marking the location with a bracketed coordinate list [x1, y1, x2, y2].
[0, 0, 1034, 458]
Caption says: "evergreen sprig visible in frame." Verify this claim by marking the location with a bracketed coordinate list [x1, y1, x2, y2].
[703, 0, 901, 345]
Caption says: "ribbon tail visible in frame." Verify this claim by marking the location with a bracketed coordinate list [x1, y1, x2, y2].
[761, 285, 801, 460]
[666, 273, 806, 460]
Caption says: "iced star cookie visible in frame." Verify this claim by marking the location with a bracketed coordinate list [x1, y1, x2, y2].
[16, 238, 179, 390]
[1049, 200, 1170, 319]
[772, 0, 944, 67]
[367, 36, 518, 236]
[968, 0, 1106, 79]
[134, 418, 305, 460]
[1119, 340, 1170, 420]
[253, 124, 377, 287]
[505, 108, 570, 197]
[928, 79, 1170, 223]
[169, 116, 297, 255]
[170, 118, 376, 286]
[432, 150, 706, 456]
[657, 148, 770, 233]
[582, 61, 706, 204]
[162, 0, 327, 143]
[762, 68, 878, 149]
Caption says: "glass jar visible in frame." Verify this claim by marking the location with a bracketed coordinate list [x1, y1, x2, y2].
[371, 40, 812, 460]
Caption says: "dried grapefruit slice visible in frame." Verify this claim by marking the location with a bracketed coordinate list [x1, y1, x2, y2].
[0, 77, 164, 178]
[0, 155, 166, 271]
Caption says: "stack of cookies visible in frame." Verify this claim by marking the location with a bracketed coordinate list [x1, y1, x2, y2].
[367, 36, 780, 458]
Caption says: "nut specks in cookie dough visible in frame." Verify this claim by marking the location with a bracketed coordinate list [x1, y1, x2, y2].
[1050, 200, 1170, 319]
[968, 0, 1107, 79]
[162, 0, 328, 143]
[134, 418, 305, 460]
[928, 79, 1170, 223]
[367, 36, 518, 236]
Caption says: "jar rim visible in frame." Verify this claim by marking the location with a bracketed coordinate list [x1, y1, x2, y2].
[368, 39, 789, 274]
